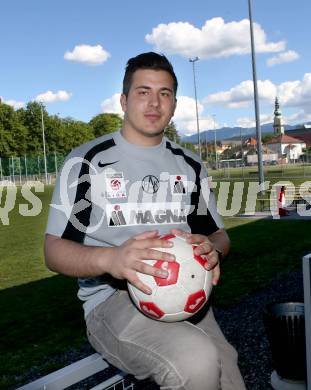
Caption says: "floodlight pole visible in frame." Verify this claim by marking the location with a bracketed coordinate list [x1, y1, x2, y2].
[189, 57, 201, 159]
[40, 102, 48, 184]
[24, 155, 28, 181]
[248, 0, 265, 192]
[213, 114, 217, 169]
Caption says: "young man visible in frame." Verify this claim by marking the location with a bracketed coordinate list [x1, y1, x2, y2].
[45, 52, 246, 389]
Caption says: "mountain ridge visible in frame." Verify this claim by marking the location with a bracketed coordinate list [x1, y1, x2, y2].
[181, 122, 310, 143]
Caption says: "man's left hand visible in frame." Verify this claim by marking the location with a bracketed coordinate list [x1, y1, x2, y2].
[170, 228, 220, 286]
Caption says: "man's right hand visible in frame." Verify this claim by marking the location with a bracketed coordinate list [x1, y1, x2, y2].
[107, 230, 175, 294]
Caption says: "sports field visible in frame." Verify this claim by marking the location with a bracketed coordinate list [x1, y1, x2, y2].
[211, 162, 311, 180]
[0, 181, 310, 389]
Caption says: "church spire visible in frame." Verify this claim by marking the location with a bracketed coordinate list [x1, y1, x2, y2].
[274, 97, 281, 116]
[273, 96, 284, 135]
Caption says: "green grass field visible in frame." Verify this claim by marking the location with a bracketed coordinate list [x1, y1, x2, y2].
[211, 162, 311, 180]
[0, 179, 310, 389]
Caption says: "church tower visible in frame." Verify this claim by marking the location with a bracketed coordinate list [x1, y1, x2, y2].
[273, 97, 284, 135]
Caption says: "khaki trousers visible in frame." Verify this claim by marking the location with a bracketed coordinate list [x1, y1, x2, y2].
[86, 290, 246, 390]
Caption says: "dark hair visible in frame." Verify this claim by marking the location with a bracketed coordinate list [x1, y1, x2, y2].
[122, 52, 178, 96]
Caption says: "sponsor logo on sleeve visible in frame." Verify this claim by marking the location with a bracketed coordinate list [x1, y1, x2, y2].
[170, 175, 187, 194]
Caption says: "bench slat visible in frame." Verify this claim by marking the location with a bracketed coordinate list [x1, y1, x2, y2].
[16, 353, 109, 390]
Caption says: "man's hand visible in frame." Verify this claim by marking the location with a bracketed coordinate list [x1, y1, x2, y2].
[108, 230, 176, 294]
[170, 228, 221, 286]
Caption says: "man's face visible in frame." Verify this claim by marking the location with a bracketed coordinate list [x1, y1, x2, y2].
[120, 69, 177, 144]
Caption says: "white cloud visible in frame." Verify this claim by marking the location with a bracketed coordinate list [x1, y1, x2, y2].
[267, 50, 299, 67]
[64, 44, 110, 65]
[1, 98, 25, 109]
[173, 96, 218, 135]
[285, 110, 311, 123]
[236, 117, 255, 128]
[260, 113, 274, 125]
[100, 93, 123, 115]
[98, 72, 311, 133]
[204, 73, 311, 126]
[174, 96, 203, 122]
[145, 18, 285, 59]
[177, 117, 217, 136]
[236, 111, 309, 128]
[236, 113, 273, 128]
[203, 80, 277, 108]
[277, 73, 311, 110]
[35, 90, 72, 104]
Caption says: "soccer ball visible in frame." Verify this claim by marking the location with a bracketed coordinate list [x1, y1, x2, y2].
[127, 234, 213, 322]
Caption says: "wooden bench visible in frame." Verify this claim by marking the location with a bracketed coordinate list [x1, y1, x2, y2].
[256, 188, 310, 212]
[280, 190, 310, 209]
[16, 353, 132, 390]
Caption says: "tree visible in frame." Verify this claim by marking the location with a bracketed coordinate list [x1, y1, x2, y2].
[165, 121, 180, 143]
[89, 113, 123, 138]
[0, 103, 28, 157]
[45, 115, 70, 154]
[181, 142, 195, 153]
[62, 118, 94, 152]
[16, 102, 47, 155]
[1, 102, 121, 157]
[262, 133, 275, 144]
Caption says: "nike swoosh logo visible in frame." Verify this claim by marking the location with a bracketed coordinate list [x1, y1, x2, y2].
[98, 160, 119, 168]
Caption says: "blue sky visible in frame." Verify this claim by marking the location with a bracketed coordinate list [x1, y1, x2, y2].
[1, 0, 310, 136]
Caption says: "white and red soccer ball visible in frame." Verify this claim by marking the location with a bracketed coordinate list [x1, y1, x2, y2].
[127, 234, 213, 322]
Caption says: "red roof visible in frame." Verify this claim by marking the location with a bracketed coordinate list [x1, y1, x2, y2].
[291, 133, 311, 147]
[246, 137, 257, 145]
[266, 134, 305, 144]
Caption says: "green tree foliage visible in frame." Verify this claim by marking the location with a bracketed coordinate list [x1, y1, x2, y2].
[89, 113, 123, 138]
[62, 118, 94, 152]
[43, 114, 64, 154]
[0, 104, 183, 157]
[181, 141, 195, 153]
[16, 102, 47, 155]
[262, 133, 275, 143]
[0, 103, 28, 156]
[164, 121, 180, 143]
[0, 101, 96, 157]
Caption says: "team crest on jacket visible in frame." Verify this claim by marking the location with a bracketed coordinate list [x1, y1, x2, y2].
[141, 175, 159, 194]
[105, 172, 127, 198]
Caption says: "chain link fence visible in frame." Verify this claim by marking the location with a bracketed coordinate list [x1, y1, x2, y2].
[2, 151, 311, 185]
[0, 153, 66, 185]
[208, 150, 311, 180]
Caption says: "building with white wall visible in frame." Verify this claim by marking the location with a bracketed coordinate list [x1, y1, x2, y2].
[266, 134, 306, 162]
